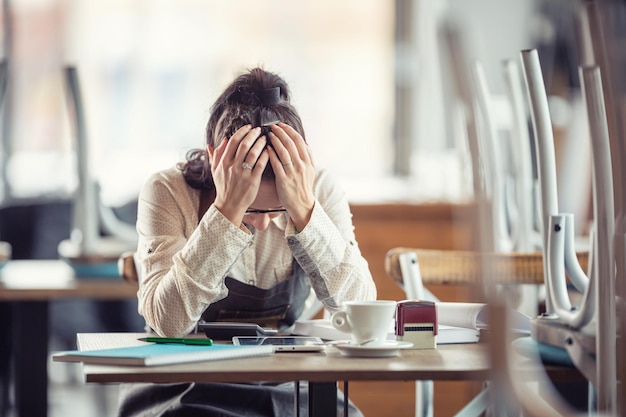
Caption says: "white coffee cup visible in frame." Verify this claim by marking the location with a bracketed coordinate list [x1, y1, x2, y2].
[331, 300, 397, 346]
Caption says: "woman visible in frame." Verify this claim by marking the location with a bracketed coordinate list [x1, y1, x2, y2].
[119, 67, 376, 416]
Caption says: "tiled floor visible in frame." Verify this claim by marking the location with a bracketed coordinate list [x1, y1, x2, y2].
[42, 299, 146, 417]
[49, 381, 119, 417]
[48, 361, 119, 417]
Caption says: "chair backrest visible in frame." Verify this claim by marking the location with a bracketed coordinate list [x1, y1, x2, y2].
[385, 247, 588, 289]
[117, 251, 139, 285]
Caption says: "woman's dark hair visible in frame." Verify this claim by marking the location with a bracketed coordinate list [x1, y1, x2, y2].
[180, 67, 305, 189]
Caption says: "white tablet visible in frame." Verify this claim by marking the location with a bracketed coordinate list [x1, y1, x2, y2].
[232, 336, 326, 352]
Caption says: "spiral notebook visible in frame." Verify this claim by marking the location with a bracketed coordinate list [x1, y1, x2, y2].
[53, 342, 275, 367]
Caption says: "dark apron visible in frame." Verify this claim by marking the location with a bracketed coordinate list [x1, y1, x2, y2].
[200, 263, 309, 332]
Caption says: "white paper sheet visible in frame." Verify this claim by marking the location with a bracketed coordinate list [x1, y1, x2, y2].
[436, 302, 531, 333]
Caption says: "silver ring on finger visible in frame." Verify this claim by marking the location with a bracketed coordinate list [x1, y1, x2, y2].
[282, 161, 293, 168]
[242, 162, 253, 170]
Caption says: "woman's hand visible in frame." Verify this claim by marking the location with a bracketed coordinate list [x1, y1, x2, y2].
[268, 123, 315, 231]
[208, 125, 269, 226]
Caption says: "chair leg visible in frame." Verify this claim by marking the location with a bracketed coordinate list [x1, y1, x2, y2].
[453, 387, 490, 417]
[415, 381, 433, 417]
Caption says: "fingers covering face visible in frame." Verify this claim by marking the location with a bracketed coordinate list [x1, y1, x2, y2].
[241, 132, 267, 171]
[214, 122, 311, 175]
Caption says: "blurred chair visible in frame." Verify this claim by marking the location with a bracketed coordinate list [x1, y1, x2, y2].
[511, 38, 615, 415]
[473, 1, 619, 406]
[59, 65, 137, 277]
[385, 247, 564, 417]
[386, 246, 590, 417]
[385, 247, 582, 289]
[388, 19, 592, 415]
[118, 250, 140, 286]
[577, 1, 626, 413]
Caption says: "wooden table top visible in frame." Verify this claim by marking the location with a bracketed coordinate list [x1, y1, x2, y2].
[0, 260, 137, 300]
[72, 332, 581, 385]
[76, 332, 490, 383]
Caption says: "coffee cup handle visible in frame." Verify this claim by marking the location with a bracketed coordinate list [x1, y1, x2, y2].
[331, 311, 351, 333]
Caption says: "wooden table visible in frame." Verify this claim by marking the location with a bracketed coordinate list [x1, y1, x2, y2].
[78, 332, 484, 417]
[0, 260, 138, 417]
[78, 332, 491, 383]
[75, 332, 586, 416]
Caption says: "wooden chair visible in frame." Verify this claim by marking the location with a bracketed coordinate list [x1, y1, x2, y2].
[385, 247, 589, 290]
[385, 246, 590, 417]
[118, 251, 139, 286]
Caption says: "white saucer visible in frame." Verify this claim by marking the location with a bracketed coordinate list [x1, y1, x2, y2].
[333, 341, 413, 357]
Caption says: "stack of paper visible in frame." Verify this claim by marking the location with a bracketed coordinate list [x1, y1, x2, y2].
[294, 302, 531, 345]
[294, 319, 480, 345]
[436, 302, 531, 334]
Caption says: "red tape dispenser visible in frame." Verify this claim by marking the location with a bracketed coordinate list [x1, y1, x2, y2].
[395, 300, 437, 349]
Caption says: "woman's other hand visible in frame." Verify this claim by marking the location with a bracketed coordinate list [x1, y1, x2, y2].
[208, 125, 268, 226]
[268, 122, 315, 231]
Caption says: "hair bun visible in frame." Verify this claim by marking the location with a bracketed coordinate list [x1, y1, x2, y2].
[232, 86, 281, 107]
[259, 87, 281, 106]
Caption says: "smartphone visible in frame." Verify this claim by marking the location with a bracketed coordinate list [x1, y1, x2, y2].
[232, 336, 326, 352]
[197, 321, 278, 340]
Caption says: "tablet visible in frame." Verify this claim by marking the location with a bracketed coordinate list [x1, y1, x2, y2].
[232, 336, 326, 352]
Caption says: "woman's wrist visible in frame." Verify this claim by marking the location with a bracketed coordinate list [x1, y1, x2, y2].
[288, 201, 315, 232]
[213, 202, 245, 228]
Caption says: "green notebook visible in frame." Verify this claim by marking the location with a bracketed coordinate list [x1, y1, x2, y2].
[53, 343, 275, 366]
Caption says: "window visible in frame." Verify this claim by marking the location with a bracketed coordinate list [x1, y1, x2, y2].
[1, 0, 394, 206]
[1, 1, 541, 207]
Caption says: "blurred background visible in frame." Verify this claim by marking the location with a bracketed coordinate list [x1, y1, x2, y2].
[0, 0, 595, 235]
[1, 0, 620, 416]
[0, 0, 544, 207]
